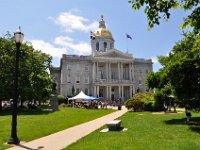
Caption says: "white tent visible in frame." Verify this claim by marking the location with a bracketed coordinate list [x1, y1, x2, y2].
[68, 91, 90, 100]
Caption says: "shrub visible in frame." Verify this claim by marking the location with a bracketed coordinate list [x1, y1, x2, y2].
[125, 92, 155, 112]
[143, 92, 155, 111]
[59, 103, 66, 108]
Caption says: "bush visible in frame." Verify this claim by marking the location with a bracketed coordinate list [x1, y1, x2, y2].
[59, 103, 66, 108]
[143, 93, 155, 111]
[57, 95, 66, 105]
[125, 92, 155, 112]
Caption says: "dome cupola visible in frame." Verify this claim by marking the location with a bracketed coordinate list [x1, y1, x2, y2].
[91, 15, 115, 55]
[94, 15, 113, 38]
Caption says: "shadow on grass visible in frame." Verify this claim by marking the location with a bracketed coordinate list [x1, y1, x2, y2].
[164, 118, 186, 125]
[164, 117, 200, 125]
[164, 117, 200, 134]
[190, 126, 200, 134]
[0, 108, 55, 116]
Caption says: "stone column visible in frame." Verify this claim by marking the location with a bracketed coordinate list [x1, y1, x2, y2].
[118, 85, 121, 99]
[131, 63, 134, 82]
[106, 63, 109, 81]
[96, 62, 99, 81]
[118, 62, 121, 80]
[130, 86, 133, 98]
[99, 41, 103, 51]
[92, 62, 96, 81]
[132, 85, 135, 94]
[122, 86, 124, 102]
[94, 86, 97, 96]
[109, 86, 112, 100]
[109, 63, 111, 80]
[121, 63, 123, 80]
[129, 63, 132, 81]
[106, 86, 109, 99]
[97, 86, 99, 97]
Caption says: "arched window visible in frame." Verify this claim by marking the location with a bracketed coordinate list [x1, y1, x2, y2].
[96, 42, 99, 51]
[104, 42, 107, 51]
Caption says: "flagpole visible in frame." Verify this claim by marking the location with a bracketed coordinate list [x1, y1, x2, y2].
[126, 33, 132, 53]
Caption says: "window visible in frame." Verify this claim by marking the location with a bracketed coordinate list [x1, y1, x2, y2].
[85, 89, 89, 95]
[84, 77, 89, 84]
[76, 64, 80, 70]
[85, 65, 89, 71]
[96, 42, 99, 51]
[139, 77, 142, 85]
[104, 42, 107, 51]
[146, 70, 149, 74]
[139, 80, 142, 85]
[99, 71, 103, 79]
[139, 70, 142, 75]
[111, 72, 116, 79]
[76, 88, 80, 94]
[67, 74, 71, 83]
[99, 89, 103, 97]
[67, 64, 71, 70]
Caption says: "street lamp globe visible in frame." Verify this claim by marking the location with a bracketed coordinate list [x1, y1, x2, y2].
[14, 26, 24, 44]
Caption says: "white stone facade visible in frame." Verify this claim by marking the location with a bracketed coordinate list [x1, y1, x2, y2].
[52, 16, 153, 102]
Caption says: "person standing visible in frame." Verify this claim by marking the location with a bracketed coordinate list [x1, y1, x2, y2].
[185, 106, 192, 124]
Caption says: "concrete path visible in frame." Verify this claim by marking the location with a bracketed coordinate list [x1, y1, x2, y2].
[7, 107, 128, 150]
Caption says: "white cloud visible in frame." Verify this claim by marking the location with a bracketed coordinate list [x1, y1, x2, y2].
[55, 11, 98, 32]
[30, 11, 96, 62]
[31, 40, 66, 59]
[30, 36, 91, 60]
[151, 56, 159, 64]
[54, 36, 91, 55]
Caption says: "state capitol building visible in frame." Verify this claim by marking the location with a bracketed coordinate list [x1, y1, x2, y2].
[52, 16, 153, 102]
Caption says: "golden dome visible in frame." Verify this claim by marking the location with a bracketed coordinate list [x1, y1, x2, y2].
[95, 28, 112, 37]
[93, 15, 113, 38]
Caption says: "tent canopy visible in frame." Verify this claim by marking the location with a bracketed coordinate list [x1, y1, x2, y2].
[68, 91, 90, 100]
[68, 91, 101, 101]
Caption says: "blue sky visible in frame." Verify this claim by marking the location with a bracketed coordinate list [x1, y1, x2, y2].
[0, 0, 190, 71]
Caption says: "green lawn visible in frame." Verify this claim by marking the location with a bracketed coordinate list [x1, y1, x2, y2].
[66, 111, 200, 150]
[0, 107, 114, 150]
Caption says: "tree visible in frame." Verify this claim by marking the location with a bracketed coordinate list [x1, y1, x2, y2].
[146, 33, 200, 110]
[129, 0, 200, 30]
[129, 0, 200, 109]
[0, 33, 53, 110]
[162, 33, 200, 109]
[146, 70, 173, 111]
[0, 34, 16, 110]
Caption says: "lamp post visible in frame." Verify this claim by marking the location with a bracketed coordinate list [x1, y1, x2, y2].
[8, 27, 24, 145]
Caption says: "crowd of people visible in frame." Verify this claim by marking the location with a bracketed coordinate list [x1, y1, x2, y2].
[70, 99, 122, 109]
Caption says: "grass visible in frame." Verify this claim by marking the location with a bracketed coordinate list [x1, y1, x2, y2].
[66, 111, 200, 150]
[0, 107, 115, 150]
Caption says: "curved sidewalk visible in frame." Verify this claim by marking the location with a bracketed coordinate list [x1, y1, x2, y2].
[7, 107, 128, 150]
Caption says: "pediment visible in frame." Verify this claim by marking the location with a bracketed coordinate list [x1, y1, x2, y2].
[93, 49, 133, 59]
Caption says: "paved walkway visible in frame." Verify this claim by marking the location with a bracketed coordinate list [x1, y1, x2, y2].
[7, 107, 128, 150]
